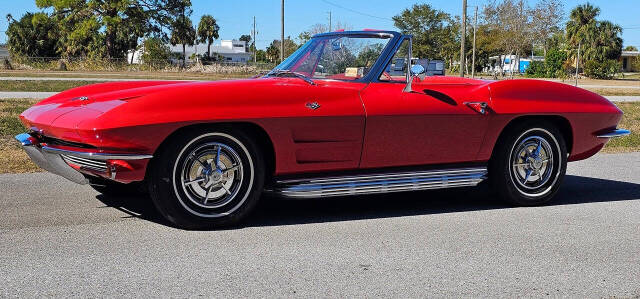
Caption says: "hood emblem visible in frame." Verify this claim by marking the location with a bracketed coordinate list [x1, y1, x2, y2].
[306, 102, 321, 110]
[73, 96, 90, 101]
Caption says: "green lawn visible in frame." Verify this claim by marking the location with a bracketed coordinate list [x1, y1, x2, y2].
[0, 98, 40, 173]
[586, 88, 640, 97]
[0, 80, 106, 92]
[0, 70, 252, 81]
[603, 102, 640, 152]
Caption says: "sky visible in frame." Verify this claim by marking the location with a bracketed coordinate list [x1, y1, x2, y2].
[1, 0, 639, 50]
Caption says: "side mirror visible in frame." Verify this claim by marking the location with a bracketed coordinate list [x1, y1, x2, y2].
[403, 64, 426, 93]
[411, 64, 425, 76]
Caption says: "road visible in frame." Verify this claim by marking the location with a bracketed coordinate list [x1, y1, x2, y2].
[1, 152, 639, 297]
[0, 91, 57, 99]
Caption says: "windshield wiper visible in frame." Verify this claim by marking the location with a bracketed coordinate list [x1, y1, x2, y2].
[267, 69, 316, 85]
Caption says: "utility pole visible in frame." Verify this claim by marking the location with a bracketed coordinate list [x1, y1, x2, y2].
[252, 16, 257, 63]
[460, 0, 467, 77]
[280, 0, 285, 62]
[575, 42, 581, 86]
[471, 6, 477, 78]
[328, 11, 332, 32]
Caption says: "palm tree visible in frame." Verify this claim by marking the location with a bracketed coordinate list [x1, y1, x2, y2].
[566, 4, 599, 60]
[587, 21, 623, 61]
[565, 3, 600, 79]
[170, 15, 196, 67]
[197, 15, 220, 58]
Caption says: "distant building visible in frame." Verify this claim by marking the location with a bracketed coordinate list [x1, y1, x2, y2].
[170, 40, 251, 63]
[127, 39, 252, 65]
[0, 45, 9, 58]
[620, 50, 639, 72]
[486, 55, 544, 74]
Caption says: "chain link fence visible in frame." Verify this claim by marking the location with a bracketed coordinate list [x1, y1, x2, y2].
[2, 56, 276, 74]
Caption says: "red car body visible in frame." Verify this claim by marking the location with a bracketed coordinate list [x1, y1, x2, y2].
[20, 72, 622, 184]
[16, 30, 630, 227]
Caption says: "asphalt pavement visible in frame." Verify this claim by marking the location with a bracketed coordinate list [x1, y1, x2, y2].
[1, 152, 639, 297]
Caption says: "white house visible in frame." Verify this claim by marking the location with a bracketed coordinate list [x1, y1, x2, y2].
[128, 39, 252, 64]
[211, 40, 251, 62]
[169, 40, 251, 63]
[620, 50, 639, 72]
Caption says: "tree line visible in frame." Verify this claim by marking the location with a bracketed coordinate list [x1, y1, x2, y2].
[4, 0, 633, 78]
[5, 0, 222, 66]
[392, 1, 628, 79]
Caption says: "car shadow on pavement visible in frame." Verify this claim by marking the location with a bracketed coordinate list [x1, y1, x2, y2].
[94, 175, 640, 229]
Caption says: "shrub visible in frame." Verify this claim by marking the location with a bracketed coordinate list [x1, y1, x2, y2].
[140, 38, 171, 69]
[544, 49, 567, 77]
[583, 59, 620, 79]
[6, 13, 59, 58]
[524, 60, 546, 78]
[524, 49, 569, 78]
[1, 58, 12, 70]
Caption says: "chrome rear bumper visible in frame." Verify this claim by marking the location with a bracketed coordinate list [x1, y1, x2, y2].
[15, 133, 153, 184]
[597, 129, 631, 138]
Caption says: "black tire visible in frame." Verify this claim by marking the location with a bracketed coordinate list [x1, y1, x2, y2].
[489, 120, 567, 206]
[89, 177, 144, 197]
[147, 127, 265, 229]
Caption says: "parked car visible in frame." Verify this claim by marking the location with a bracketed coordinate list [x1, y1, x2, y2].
[425, 59, 445, 76]
[16, 30, 629, 229]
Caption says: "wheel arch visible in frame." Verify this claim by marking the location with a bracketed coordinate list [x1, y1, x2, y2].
[149, 122, 276, 181]
[490, 115, 573, 160]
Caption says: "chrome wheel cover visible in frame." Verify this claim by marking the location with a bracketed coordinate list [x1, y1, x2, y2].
[180, 142, 243, 209]
[172, 133, 255, 218]
[508, 129, 561, 197]
[511, 136, 553, 189]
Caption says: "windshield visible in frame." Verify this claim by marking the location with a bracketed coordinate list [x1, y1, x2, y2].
[270, 35, 392, 81]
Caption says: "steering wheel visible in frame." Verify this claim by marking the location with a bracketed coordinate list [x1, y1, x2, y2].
[382, 71, 393, 81]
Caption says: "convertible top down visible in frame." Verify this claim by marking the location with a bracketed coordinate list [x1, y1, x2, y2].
[16, 30, 629, 228]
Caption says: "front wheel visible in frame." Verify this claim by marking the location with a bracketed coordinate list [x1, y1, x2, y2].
[489, 121, 567, 206]
[148, 128, 265, 229]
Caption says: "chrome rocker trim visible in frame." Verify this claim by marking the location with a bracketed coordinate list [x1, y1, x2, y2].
[597, 129, 630, 138]
[271, 167, 488, 198]
[15, 133, 152, 184]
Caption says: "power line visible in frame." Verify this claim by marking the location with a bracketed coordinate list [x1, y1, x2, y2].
[319, 0, 394, 22]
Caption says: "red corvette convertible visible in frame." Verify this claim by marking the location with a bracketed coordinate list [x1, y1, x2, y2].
[16, 30, 629, 228]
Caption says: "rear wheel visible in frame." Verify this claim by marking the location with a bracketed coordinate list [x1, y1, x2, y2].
[489, 120, 567, 206]
[148, 128, 264, 229]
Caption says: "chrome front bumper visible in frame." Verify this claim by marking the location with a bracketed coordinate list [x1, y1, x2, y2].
[15, 133, 152, 185]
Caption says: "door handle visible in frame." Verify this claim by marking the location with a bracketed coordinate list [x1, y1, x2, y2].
[464, 102, 489, 115]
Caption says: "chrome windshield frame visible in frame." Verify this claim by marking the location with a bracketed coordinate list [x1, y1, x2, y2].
[267, 31, 404, 84]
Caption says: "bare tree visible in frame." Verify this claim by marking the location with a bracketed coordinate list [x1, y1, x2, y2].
[297, 22, 352, 44]
[530, 0, 564, 56]
[483, 0, 531, 78]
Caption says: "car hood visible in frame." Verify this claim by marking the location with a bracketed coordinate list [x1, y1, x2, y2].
[34, 80, 193, 109]
[18, 77, 315, 145]
[19, 80, 214, 140]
